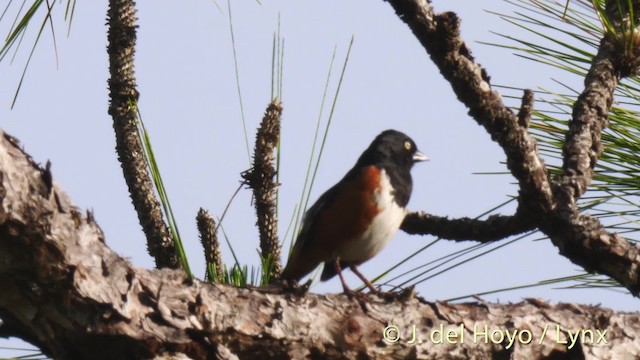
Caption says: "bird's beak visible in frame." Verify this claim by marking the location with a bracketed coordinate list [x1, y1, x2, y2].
[413, 151, 429, 162]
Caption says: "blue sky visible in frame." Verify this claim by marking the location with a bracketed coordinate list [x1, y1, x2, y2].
[1, 0, 637, 356]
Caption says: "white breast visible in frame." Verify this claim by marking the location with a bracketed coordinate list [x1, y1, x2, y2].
[338, 169, 407, 263]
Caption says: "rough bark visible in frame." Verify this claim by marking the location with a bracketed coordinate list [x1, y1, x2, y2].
[107, 0, 179, 269]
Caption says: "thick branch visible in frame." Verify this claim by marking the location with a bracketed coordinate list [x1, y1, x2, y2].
[2, 129, 640, 359]
[401, 211, 535, 242]
[540, 31, 640, 293]
[544, 213, 640, 295]
[107, 0, 178, 268]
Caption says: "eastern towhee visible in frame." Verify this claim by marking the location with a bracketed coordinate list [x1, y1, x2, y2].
[281, 129, 427, 294]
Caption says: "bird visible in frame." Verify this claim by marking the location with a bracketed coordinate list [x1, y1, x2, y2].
[280, 129, 428, 295]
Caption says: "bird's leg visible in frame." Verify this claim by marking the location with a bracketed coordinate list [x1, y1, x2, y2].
[350, 265, 381, 295]
[334, 258, 354, 294]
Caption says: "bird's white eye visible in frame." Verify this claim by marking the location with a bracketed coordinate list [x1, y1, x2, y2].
[404, 141, 412, 151]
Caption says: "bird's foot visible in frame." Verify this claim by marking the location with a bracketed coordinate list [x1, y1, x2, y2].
[342, 289, 372, 304]
[279, 278, 311, 296]
[375, 286, 416, 302]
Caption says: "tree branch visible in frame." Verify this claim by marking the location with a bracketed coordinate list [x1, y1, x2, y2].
[517, 89, 534, 128]
[556, 39, 620, 204]
[385, 0, 554, 215]
[544, 212, 640, 295]
[545, 3, 640, 294]
[401, 211, 535, 242]
[107, 0, 178, 269]
[385, 0, 640, 295]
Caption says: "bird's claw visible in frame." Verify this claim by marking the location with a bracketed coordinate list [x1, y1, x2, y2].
[279, 279, 311, 296]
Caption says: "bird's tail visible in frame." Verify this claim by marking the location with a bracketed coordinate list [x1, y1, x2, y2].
[320, 260, 349, 281]
[280, 257, 318, 282]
